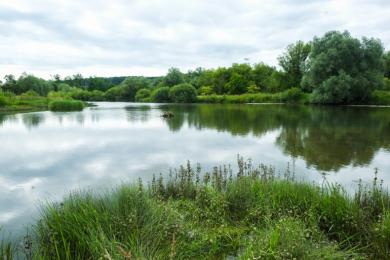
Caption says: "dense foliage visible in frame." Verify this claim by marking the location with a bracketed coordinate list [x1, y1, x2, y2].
[169, 83, 197, 103]
[151, 87, 171, 102]
[48, 100, 84, 111]
[3, 158, 390, 259]
[302, 31, 384, 104]
[1, 30, 389, 105]
[135, 88, 151, 102]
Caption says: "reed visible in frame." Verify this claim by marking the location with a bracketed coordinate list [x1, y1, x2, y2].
[2, 156, 390, 259]
[48, 100, 84, 112]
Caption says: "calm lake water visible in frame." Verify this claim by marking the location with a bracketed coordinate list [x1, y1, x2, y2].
[0, 102, 389, 235]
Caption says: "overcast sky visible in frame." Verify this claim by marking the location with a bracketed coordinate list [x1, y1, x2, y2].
[1, 0, 390, 79]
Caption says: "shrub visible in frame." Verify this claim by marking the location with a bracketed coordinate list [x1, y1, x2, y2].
[104, 86, 124, 101]
[0, 92, 6, 107]
[280, 87, 304, 102]
[49, 100, 84, 111]
[370, 90, 390, 105]
[151, 87, 171, 102]
[198, 86, 214, 96]
[384, 77, 390, 91]
[169, 83, 197, 103]
[48, 91, 72, 100]
[135, 88, 151, 102]
[20, 90, 40, 99]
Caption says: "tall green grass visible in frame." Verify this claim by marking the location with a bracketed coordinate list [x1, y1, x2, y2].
[197, 88, 310, 104]
[49, 100, 84, 112]
[2, 157, 390, 258]
[370, 90, 390, 105]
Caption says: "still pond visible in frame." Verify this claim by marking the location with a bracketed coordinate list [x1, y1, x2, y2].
[0, 102, 389, 235]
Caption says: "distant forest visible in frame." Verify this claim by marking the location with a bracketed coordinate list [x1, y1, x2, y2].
[1, 30, 390, 104]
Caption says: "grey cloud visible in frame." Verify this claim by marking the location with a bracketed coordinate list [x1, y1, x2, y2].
[0, 0, 389, 78]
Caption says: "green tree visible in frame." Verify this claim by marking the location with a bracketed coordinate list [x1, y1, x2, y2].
[198, 86, 215, 95]
[135, 88, 151, 102]
[164, 68, 184, 87]
[212, 67, 231, 94]
[226, 73, 248, 94]
[119, 77, 149, 101]
[169, 83, 197, 103]
[87, 77, 111, 91]
[302, 31, 384, 104]
[384, 51, 390, 78]
[16, 74, 51, 96]
[251, 63, 276, 91]
[151, 87, 171, 102]
[278, 40, 311, 89]
[2, 74, 17, 93]
[104, 86, 124, 101]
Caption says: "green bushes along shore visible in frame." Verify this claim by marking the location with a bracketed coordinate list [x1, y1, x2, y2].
[2, 157, 390, 259]
[48, 100, 84, 112]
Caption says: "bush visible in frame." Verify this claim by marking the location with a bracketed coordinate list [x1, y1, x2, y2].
[135, 88, 151, 102]
[20, 90, 40, 99]
[198, 86, 214, 96]
[0, 93, 6, 107]
[169, 83, 197, 103]
[49, 100, 84, 111]
[197, 89, 309, 104]
[104, 86, 124, 101]
[48, 91, 72, 100]
[151, 87, 170, 102]
[280, 87, 304, 102]
[370, 90, 390, 105]
[384, 77, 390, 91]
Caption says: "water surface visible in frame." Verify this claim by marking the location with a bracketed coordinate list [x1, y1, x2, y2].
[0, 102, 389, 234]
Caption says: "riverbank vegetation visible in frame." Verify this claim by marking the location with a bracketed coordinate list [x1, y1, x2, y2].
[48, 100, 84, 112]
[0, 89, 85, 112]
[1, 157, 390, 259]
[1, 30, 390, 106]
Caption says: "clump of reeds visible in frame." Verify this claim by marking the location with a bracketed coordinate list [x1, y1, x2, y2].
[48, 100, 84, 112]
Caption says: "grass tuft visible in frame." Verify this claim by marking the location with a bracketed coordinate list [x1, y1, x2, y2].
[48, 100, 84, 112]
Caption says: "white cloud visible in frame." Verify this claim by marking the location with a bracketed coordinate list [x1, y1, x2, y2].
[0, 0, 389, 79]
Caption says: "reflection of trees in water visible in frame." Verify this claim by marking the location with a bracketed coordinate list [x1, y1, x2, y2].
[22, 113, 45, 130]
[125, 106, 152, 123]
[120, 103, 390, 171]
[276, 106, 390, 171]
[158, 104, 390, 172]
[0, 114, 17, 127]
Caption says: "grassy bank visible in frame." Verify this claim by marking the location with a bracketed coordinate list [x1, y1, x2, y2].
[2, 158, 390, 259]
[197, 90, 390, 105]
[197, 88, 310, 104]
[0, 91, 49, 112]
[0, 91, 85, 112]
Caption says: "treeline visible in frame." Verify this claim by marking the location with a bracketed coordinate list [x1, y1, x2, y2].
[1, 30, 390, 104]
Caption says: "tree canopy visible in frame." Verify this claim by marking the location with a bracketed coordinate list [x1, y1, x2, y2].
[302, 31, 384, 104]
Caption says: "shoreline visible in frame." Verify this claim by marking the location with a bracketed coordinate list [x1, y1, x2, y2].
[1, 159, 389, 259]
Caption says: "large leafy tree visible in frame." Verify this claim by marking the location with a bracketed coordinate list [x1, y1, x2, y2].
[384, 51, 390, 78]
[163, 68, 184, 87]
[212, 67, 231, 94]
[302, 31, 384, 104]
[278, 40, 311, 89]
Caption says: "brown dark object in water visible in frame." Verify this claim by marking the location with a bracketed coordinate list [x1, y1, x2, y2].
[161, 112, 174, 118]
